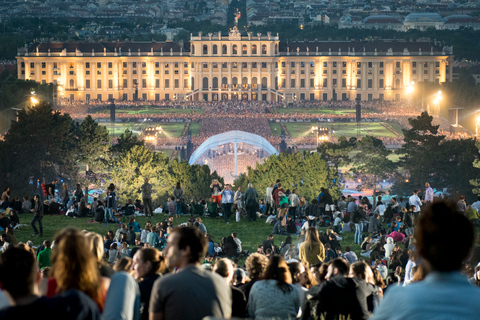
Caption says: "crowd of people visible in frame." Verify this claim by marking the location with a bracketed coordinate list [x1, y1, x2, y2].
[57, 99, 470, 151]
[0, 176, 480, 319]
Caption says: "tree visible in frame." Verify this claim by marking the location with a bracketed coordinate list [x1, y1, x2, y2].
[75, 115, 110, 174]
[170, 160, 223, 200]
[0, 102, 75, 195]
[395, 112, 445, 196]
[235, 152, 341, 201]
[430, 138, 480, 203]
[469, 140, 480, 201]
[350, 136, 396, 205]
[111, 145, 173, 204]
[317, 136, 356, 170]
[111, 129, 144, 156]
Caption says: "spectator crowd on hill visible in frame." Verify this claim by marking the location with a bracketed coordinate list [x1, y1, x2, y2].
[0, 176, 480, 320]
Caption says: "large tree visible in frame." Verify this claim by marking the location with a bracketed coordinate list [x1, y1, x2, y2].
[432, 138, 480, 202]
[0, 101, 75, 194]
[235, 152, 341, 201]
[75, 115, 110, 174]
[350, 135, 396, 205]
[110, 145, 173, 204]
[395, 111, 445, 195]
[317, 136, 356, 170]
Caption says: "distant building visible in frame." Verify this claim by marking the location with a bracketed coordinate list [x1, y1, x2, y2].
[17, 29, 453, 103]
[442, 14, 480, 30]
[403, 13, 444, 31]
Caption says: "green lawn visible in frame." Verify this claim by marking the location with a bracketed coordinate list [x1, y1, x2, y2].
[95, 108, 204, 115]
[276, 108, 373, 115]
[13, 212, 363, 258]
[189, 122, 201, 136]
[269, 122, 402, 139]
[101, 122, 186, 138]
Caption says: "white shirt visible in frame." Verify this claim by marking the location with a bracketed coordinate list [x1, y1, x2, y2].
[425, 186, 434, 203]
[265, 187, 273, 203]
[288, 193, 299, 207]
[471, 201, 480, 212]
[375, 204, 386, 216]
[409, 194, 422, 212]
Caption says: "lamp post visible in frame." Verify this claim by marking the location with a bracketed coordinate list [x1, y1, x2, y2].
[311, 126, 318, 148]
[434, 90, 442, 117]
[476, 114, 480, 140]
[406, 81, 414, 105]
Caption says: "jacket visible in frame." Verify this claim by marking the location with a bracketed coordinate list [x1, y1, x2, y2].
[34, 200, 44, 217]
[244, 188, 259, 207]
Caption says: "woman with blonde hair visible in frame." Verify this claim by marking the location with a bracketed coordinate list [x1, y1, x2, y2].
[248, 255, 300, 319]
[47, 228, 109, 311]
[299, 227, 325, 268]
[62, 182, 69, 210]
[86, 232, 114, 278]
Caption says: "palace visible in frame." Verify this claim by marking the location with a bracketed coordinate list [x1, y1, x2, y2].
[16, 28, 453, 102]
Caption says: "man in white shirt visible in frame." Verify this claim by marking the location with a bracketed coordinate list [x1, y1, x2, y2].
[424, 182, 434, 203]
[409, 190, 423, 213]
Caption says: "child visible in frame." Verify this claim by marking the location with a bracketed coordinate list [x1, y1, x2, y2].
[108, 242, 120, 265]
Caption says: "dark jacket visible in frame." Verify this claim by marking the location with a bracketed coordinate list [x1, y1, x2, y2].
[34, 200, 44, 217]
[243, 188, 259, 207]
[314, 276, 378, 320]
[351, 207, 365, 224]
[368, 216, 381, 234]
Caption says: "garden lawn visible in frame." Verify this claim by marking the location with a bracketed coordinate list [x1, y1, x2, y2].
[269, 122, 402, 139]
[13, 213, 362, 258]
[100, 122, 187, 138]
[95, 108, 205, 115]
[276, 108, 373, 115]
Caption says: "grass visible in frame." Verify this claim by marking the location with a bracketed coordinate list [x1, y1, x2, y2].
[95, 108, 205, 115]
[13, 213, 296, 254]
[12, 213, 374, 262]
[100, 122, 187, 138]
[269, 122, 403, 139]
[276, 108, 373, 115]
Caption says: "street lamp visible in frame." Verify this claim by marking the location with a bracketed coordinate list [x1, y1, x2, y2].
[434, 90, 442, 116]
[476, 114, 480, 139]
[406, 81, 414, 95]
[311, 126, 319, 148]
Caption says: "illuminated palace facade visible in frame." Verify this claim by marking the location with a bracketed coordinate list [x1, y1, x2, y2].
[17, 28, 453, 102]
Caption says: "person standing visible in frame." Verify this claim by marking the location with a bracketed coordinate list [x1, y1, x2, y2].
[74, 183, 84, 203]
[265, 184, 274, 216]
[221, 185, 234, 224]
[149, 227, 232, 320]
[352, 204, 366, 245]
[234, 186, 244, 222]
[45, 179, 58, 200]
[140, 178, 153, 217]
[173, 182, 184, 217]
[210, 179, 222, 209]
[409, 189, 423, 225]
[288, 189, 299, 222]
[424, 183, 434, 203]
[272, 182, 285, 216]
[61, 183, 69, 211]
[105, 184, 118, 227]
[244, 183, 259, 222]
[30, 194, 43, 237]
